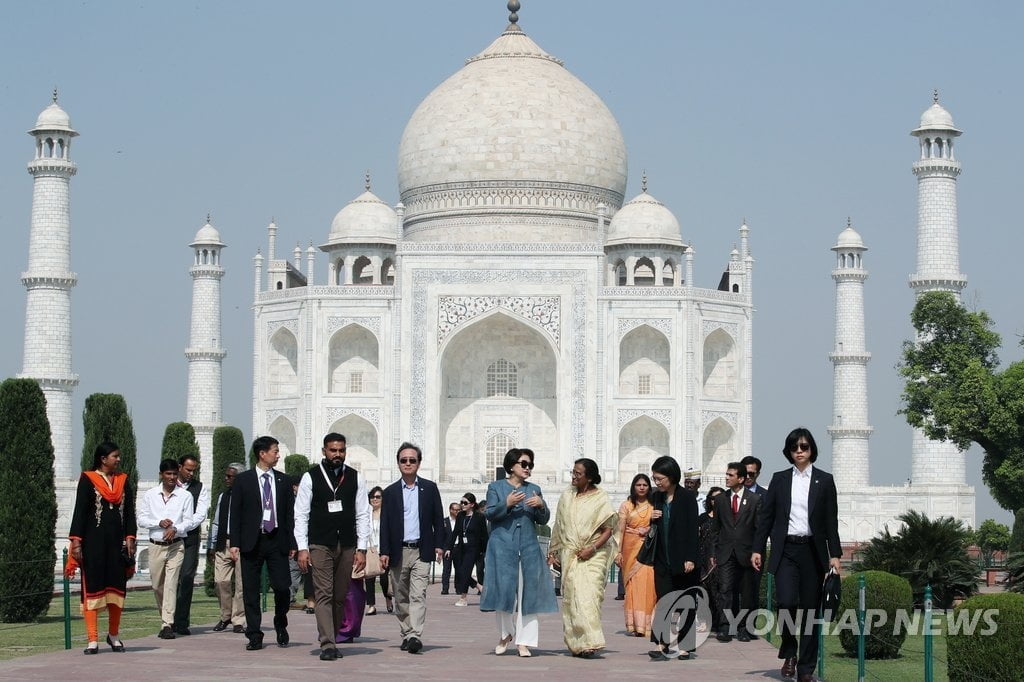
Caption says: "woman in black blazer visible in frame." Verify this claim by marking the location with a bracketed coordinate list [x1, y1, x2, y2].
[648, 455, 699, 661]
[445, 492, 489, 607]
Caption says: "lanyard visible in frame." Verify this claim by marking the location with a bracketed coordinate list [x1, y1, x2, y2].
[319, 463, 345, 500]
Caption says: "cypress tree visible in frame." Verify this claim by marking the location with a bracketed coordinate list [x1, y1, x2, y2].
[0, 378, 57, 622]
[1011, 509, 1024, 554]
[204, 426, 246, 597]
[284, 453, 310, 479]
[81, 394, 138, 490]
[161, 421, 200, 466]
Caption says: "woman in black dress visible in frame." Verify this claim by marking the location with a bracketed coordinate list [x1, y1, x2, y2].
[69, 442, 137, 654]
[446, 492, 489, 607]
[697, 486, 725, 635]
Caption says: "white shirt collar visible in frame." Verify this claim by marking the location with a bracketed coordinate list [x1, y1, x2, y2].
[792, 463, 813, 479]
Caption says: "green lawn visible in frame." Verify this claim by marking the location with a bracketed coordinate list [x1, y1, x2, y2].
[0, 590, 223, 661]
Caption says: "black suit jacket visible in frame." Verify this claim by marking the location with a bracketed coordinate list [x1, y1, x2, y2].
[752, 466, 841, 574]
[446, 511, 488, 554]
[229, 466, 296, 554]
[710, 489, 761, 565]
[441, 516, 455, 550]
[379, 477, 444, 564]
[650, 486, 699, 576]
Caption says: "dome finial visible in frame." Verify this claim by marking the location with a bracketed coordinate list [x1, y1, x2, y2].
[641, 170, 648, 193]
[52, 88, 58, 104]
[206, 212, 211, 224]
[508, 0, 520, 24]
[365, 170, 371, 191]
[847, 216, 852, 228]
[933, 88, 939, 104]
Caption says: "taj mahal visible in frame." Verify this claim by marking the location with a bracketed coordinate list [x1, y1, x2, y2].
[19, 3, 972, 548]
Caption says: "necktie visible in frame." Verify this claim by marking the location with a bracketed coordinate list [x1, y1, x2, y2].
[262, 473, 277, 533]
[732, 493, 740, 518]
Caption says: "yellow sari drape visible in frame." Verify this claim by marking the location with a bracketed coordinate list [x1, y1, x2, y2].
[617, 500, 656, 636]
[550, 487, 619, 654]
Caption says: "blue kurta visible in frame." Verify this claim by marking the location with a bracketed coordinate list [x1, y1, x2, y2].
[479, 479, 559, 615]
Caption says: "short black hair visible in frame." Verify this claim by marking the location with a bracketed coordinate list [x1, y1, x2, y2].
[574, 458, 601, 486]
[92, 441, 120, 470]
[252, 435, 279, 460]
[628, 473, 652, 505]
[651, 455, 681, 486]
[503, 447, 530, 474]
[461, 492, 477, 510]
[396, 442, 422, 462]
[704, 486, 725, 513]
[740, 455, 762, 473]
[179, 454, 199, 467]
[323, 432, 346, 447]
[782, 427, 818, 464]
[726, 461, 745, 477]
[159, 458, 179, 473]
[368, 485, 383, 500]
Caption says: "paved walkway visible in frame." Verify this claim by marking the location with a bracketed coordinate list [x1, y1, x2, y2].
[0, 585, 786, 681]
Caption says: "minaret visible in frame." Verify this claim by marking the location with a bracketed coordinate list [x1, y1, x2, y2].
[828, 220, 873, 491]
[186, 217, 226, 488]
[909, 93, 967, 487]
[19, 92, 79, 480]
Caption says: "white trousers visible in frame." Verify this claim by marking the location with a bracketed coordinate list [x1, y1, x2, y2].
[496, 562, 539, 647]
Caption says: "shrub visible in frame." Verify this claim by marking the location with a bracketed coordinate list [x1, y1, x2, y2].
[81, 393, 138, 490]
[161, 421, 200, 465]
[284, 453, 310, 479]
[946, 592, 1024, 682]
[1008, 552, 1024, 594]
[837, 570, 913, 659]
[0, 378, 57, 622]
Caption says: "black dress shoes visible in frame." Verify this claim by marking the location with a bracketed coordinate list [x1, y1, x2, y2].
[781, 656, 797, 679]
[106, 634, 125, 652]
[406, 636, 422, 654]
[158, 626, 176, 640]
[737, 630, 752, 642]
[173, 627, 191, 636]
[716, 631, 733, 642]
[246, 636, 263, 651]
[319, 648, 339, 661]
[400, 639, 409, 651]
[232, 624, 245, 633]
[83, 643, 99, 655]
[212, 620, 230, 632]
[276, 628, 289, 647]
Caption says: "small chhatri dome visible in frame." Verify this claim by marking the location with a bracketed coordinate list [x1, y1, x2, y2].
[834, 219, 865, 250]
[913, 92, 960, 134]
[192, 218, 224, 246]
[326, 189, 398, 245]
[31, 91, 76, 134]
[606, 190, 682, 246]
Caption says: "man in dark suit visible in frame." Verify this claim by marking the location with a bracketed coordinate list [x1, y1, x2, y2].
[440, 502, 459, 595]
[229, 436, 296, 651]
[379, 442, 444, 654]
[710, 462, 761, 642]
[752, 428, 841, 682]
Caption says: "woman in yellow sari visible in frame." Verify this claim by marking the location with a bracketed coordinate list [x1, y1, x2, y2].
[548, 458, 618, 658]
[615, 474, 656, 637]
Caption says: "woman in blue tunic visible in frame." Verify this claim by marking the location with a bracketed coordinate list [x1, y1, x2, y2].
[480, 447, 558, 657]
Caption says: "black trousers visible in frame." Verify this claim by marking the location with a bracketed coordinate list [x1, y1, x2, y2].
[453, 546, 481, 595]
[365, 571, 390, 606]
[774, 541, 824, 676]
[651, 560, 699, 651]
[239, 530, 292, 641]
[717, 554, 758, 635]
[173, 536, 200, 629]
[440, 554, 453, 592]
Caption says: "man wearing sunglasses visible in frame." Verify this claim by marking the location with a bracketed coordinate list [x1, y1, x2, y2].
[751, 428, 841, 682]
[741, 456, 767, 496]
[378, 442, 445, 654]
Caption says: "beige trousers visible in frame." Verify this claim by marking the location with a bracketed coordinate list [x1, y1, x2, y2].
[149, 541, 184, 628]
[309, 543, 356, 649]
[389, 547, 431, 640]
[214, 544, 245, 625]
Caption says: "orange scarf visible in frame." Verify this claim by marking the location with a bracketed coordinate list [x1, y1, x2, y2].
[84, 471, 127, 504]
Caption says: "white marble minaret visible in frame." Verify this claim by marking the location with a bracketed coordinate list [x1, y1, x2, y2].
[908, 94, 967, 488]
[828, 220, 872, 492]
[186, 218, 226, 488]
[20, 92, 79, 481]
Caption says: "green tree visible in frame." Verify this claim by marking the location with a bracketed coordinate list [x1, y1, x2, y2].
[204, 425, 246, 597]
[0, 378, 57, 622]
[899, 291, 1024, 513]
[161, 421, 199, 466]
[81, 393, 138, 490]
[973, 519, 1011, 567]
[1011, 510, 1024, 554]
[854, 510, 979, 608]
[284, 453, 310, 479]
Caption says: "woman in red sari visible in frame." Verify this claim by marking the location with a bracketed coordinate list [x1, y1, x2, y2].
[69, 442, 136, 654]
[615, 474, 657, 637]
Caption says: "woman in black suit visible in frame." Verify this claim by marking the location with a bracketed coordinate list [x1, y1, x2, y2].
[445, 492, 489, 607]
[648, 455, 699, 661]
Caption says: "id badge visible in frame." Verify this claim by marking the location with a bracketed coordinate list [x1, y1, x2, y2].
[262, 508, 272, 522]
[327, 500, 344, 513]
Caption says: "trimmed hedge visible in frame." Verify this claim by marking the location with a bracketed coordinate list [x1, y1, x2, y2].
[837, 570, 914, 659]
[946, 592, 1024, 682]
[284, 453, 310, 479]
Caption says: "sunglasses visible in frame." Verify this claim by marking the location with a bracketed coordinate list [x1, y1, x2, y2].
[516, 460, 534, 470]
[745, 471, 757, 478]
[398, 458, 418, 464]
[791, 443, 811, 453]
[460, 500, 471, 505]
[370, 495, 382, 499]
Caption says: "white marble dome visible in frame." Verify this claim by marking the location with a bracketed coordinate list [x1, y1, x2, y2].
[914, 101, 960, 134]
[606, 191, 682, 245]
[326, 190, 398, 245]
[835, 225, 865, 249]
[191, 221, 224, 246]
[32, 102, 76, 133]
[397, 21, 628, 242]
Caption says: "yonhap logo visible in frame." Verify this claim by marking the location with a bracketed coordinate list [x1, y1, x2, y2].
[652, 586, 714, 651]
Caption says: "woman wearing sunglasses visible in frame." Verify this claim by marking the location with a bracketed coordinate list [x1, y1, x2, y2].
[445, 492, 488, 607]
[480, 447, 557, 658]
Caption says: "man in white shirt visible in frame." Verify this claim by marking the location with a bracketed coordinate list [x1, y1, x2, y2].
[137, 459, 192, 640]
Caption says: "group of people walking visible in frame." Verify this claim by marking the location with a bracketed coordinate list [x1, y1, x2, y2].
[68, 428, 840, 680]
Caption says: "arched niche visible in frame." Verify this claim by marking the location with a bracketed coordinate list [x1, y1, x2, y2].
[619, 325, 670, 396]
[702, 328, 737, 399]
[701, 417, 735, 478]
[327, 414, 379, 478]
[352, 256, 373, 284]
[617, 415, 669, 481]
[439, 312, 557, 480]
[484, 432, 516, 479]
[634, 257, 656, 285]
[328, 324, 379, 394]
[267, 328, 299, 397]
[269, 415, 297, 457]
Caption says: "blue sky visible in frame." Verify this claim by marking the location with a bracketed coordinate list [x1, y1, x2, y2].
[0, 1, 1019, 524]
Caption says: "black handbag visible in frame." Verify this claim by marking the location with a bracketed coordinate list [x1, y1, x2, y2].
[121, 545, 135, 569]
[637, 523, 658, 566]
[819, 568, 841, 622]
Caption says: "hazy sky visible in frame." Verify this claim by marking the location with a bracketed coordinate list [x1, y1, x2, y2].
[1, 1, 1019, 524]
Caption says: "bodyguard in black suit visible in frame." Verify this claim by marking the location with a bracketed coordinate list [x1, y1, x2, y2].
[440, 503, 459, 594]
[710, 462, 761, 642]
[752, 428, 841, 682]
[379, 442, 445, 654]
[229, 436, 297, 651]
